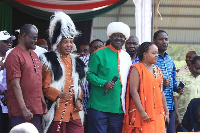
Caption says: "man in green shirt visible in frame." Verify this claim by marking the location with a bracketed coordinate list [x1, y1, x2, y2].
[87, 22, 132, 133]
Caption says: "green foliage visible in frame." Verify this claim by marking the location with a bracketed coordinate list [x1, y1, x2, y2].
[167, 44, 200, 69]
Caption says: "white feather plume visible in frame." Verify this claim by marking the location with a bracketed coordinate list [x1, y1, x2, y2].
[49, 11, 79, 50]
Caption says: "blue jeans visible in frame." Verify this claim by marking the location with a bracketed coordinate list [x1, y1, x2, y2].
[88, 108, 124, 133]
[166, 110, 175, 133]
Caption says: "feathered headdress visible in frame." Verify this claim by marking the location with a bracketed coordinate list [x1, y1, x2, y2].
[49, 11, 79, 50]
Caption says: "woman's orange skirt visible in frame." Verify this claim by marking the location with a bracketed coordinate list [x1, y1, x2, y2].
[133, 113, 165, 133]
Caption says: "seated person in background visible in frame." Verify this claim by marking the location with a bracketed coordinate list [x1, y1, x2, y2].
[192, 105, 200, 132]
[174, 56, 200, 131]
[176, 51, 197, 73]
[182, 98, 200, 131]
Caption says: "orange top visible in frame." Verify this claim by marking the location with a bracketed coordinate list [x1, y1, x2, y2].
[123, 62, 164, 132]
[42, 55, 82, 122]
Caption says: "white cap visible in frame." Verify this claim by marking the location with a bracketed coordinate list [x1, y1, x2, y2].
[107, 22, 130, 40]
[10, 122, 39, 133]
[0, 30, 15, 41]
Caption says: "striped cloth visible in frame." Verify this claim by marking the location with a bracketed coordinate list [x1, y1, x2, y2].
[154, 52, 177, 111]
[80, 55, 90, 114]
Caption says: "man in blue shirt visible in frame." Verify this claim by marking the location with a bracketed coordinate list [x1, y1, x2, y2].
[154, 30, 177, 133]
[125, 36, 140, 65]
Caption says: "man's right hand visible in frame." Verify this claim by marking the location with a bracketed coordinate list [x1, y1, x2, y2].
[59, 92, 73, 101]
[104, 81, 115, 90]
[22, 107, 33, 121]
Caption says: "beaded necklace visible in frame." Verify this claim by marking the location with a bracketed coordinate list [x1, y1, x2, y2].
[142, 61, 157, 79]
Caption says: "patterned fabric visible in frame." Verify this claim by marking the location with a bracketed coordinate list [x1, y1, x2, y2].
[132, 55, 140, 65]
[122, 63, 165, 133]
[174, 69, 200, 120]
[80, 55, 90, 66]
[154, 52, 177, 111]
[82, 81, 89, 114]
[80, 55, 90, 114]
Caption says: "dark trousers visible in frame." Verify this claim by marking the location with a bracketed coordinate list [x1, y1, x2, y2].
[0, 107, 9, 133]
[49, 115, 83, 133]
[10, 114, 42, 133]
[84, 114, 88, 133]
[166, 110, 175, 133]
[88, 108, 124, 133]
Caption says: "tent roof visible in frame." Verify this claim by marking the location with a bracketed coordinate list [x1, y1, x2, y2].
[93, 0, 200, 45]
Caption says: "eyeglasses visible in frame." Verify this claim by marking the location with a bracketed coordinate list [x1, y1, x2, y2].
[28, 35, 38, 41]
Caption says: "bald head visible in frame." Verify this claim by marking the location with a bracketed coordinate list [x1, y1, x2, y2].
[125, 36, 139, 58]
[186, 51, 198, 66]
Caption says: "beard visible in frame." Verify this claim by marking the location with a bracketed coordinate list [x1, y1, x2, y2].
[127, 51, 136, 57]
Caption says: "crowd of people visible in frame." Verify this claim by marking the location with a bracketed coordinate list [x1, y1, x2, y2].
[0, 11, 200, 133]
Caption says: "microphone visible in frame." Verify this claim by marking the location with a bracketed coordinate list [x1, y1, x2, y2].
[103, 76, 118, 95]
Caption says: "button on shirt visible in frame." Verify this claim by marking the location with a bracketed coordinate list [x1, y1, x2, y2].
[42, 55, 81, 122]
[154, 52, 177, 110]
[174, 69, 200, 120]
[5, 46, 43, 117]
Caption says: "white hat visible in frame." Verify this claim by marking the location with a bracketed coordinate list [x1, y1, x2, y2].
[49, 11, 80, 50]
[9, 122, 39, 133]
[107, 22, 130, 40]
[0, 30, 16, 41]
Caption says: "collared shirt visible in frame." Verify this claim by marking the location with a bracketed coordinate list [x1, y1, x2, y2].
[1, 47, 47, 114]
[174, 69, 200, 120]
[87, 45, 131, 113]
[42, 55, 81, 122]
[155, 52, 177, 110]
[132, 55, 140, 65]
[5, 45, 43, 117]
[177, 66, 188, 73]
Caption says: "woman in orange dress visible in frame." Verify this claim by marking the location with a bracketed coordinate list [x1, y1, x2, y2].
[123, 42, 169, 133]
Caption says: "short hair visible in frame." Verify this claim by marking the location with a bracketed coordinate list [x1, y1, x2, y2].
[138, 42, 154, 61]
[191, 56, 200, 64]
[153, 30, 168, 40]
[19, 24, 38, 36]
[105, 39, 110, 46]
[89, 39, 104, 47]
